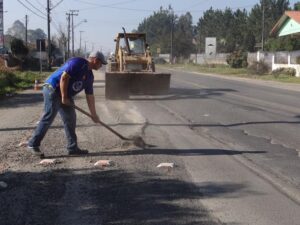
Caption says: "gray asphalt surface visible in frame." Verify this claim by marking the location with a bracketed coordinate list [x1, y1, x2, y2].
[0, 67, 299, 225]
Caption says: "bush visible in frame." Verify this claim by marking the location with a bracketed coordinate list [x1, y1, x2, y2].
[271, 67, 296, 77]
[23, 57, 41, 71]
[0, 71, 47, 96]
[204, 63, 217, 68]
[247, 61, 270, 75]
[0, 71, 18, 95]
[226, 51, 248, 68]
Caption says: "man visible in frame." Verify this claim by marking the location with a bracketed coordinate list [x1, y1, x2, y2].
[27, 51, 107, 155]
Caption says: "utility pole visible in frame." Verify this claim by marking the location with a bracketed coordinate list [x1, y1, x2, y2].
[69, 10, 79, 56]
[79, 30, 84, 55]
[170, 11, 174, 64]
[261, 0, 265, 52]
[47, 0, 51, 70]
[66, 13, 71, 59]
[44, 0, 64, 69]
[0, 1, 5, 49]
[25, 15, 28, 46]
[84, 41, 87, 58]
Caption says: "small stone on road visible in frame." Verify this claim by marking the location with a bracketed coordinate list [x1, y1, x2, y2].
[94, 160, 114, 168]
[157, 162, 175, 168]
[0, 181, 8, 189]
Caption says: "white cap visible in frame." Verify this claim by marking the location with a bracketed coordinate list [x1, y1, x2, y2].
[89, 51, 107, 65]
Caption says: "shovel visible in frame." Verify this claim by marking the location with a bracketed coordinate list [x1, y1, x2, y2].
[73, 105, 146, 149]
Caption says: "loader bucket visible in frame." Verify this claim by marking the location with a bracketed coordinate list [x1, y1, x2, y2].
[105, 72, 171, 99]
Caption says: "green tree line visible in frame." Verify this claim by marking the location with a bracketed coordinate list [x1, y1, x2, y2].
[137, 1, 300, 59]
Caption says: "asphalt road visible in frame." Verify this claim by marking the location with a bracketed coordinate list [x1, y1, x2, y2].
[0, 67, 299, 225]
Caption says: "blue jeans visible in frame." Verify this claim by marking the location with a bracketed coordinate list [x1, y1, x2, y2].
[28, 85, 78, 152]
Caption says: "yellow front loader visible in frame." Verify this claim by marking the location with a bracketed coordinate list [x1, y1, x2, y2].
[105, 28, 171, 99]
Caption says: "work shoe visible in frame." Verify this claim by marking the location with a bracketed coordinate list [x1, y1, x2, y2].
[68, 148, 89, 155]
[27, 145, 42, 156]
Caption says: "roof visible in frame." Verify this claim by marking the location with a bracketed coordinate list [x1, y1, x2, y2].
[270, 11, 300, 37]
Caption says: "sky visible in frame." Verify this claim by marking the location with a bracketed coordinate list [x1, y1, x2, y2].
[3, 0, 300, 54]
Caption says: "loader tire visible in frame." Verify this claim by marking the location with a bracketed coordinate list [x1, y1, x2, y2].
[151, 62, 155, 72]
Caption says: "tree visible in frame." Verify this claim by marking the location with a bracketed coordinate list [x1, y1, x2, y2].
[10, 38, 28, 56]
[194, 0, 291, 53]
[135, 0, 295, 57]
[248, 0, 290, 51]
[232, 9, 248, 50]
[6, 20, 46, 45]
[173, 12, 195, 58]
[138, 6, 175, 55]
[196, 7, 248, 53]
[294, 1, 300, 10]
[6, 20, 25, 41]
[196, 8, 225, 52]
[55, 24, 68, 60]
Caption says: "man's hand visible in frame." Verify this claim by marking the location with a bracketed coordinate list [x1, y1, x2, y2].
[62, 97, 72, 106]
[86, 94, 100, 123]
[91, 114, 100, 123]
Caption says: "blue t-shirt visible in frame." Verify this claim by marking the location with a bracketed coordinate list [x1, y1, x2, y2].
[46, 57, 94, 97]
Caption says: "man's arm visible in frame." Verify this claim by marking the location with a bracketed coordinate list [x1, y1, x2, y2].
[86, 94, 100, 123]
[60, 72, 71, 105]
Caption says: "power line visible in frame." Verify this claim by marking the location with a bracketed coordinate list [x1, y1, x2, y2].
[76, 0, 138, 7]
[17, 0, 46, 20]
[65, 0, 153, 12]
[51, 0, 64, 10]
[57, 0, 255, 15]
[24, 0, 46, 16]
[34, 0, 44, 8]
[51, 18, 61, 34]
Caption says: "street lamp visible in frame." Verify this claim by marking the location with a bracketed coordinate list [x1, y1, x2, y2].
[74, 19, 87, 28]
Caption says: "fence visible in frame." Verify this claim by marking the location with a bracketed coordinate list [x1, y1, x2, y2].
[248, 51, 300, 77]
[160, 51, 300, 77]
[190, 53, 229, 65]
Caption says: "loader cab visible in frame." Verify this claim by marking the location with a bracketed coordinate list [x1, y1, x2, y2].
[115, 33, 147, 56]
[128, 38, 145, 54]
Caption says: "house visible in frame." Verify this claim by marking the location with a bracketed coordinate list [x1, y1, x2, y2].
[270, 11, 300, 37]
[270, 11, 300, 77]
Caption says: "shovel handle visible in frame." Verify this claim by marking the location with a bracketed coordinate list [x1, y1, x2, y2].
[73, 105, 130, 141]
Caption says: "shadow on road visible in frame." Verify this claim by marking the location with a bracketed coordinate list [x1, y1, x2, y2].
[127, 87, 237, 101]
[0, 92, 43, 108]
[47, 148, 266, 159]
[106, 120, 300, 128]
[0, 124, 99, 132]
[1, 119, 300, 133]
[0, 168, 259, 225]
[90, 148, 266, 157]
